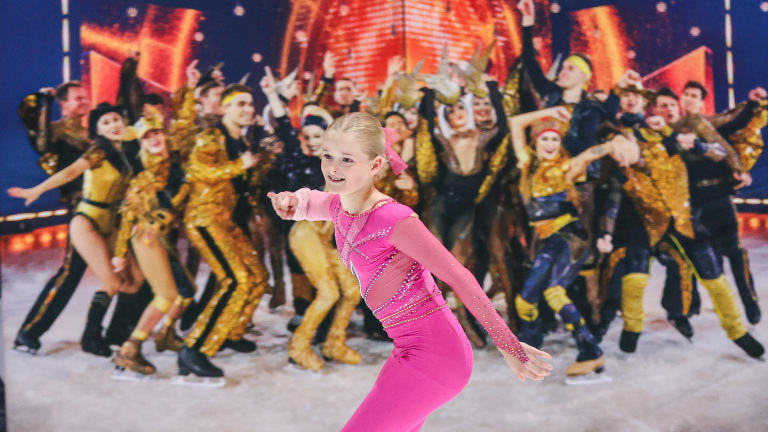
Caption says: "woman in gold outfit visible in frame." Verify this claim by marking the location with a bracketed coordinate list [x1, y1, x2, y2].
[9, 103, 144, 357]
[109, 106, 198, 378]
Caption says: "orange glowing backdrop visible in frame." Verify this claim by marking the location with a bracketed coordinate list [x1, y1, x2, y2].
[80, 4, 201, 106]
[278, 0, 553, 96]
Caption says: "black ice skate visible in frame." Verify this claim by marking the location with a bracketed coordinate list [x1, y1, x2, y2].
[733, 333, 765, 360]
[668, 315, 694, 342]
[81, 327, 112, 357]
[619, 330, 640, 353]
[173, 346, 225, 388]
[13, 331, 41, 355]
[218, 338, 257, 353]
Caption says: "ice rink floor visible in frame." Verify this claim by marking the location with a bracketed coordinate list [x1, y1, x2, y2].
[2, 221, 767, 432]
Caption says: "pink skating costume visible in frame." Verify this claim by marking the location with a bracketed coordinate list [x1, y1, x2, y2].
[292, 188, 529, 432]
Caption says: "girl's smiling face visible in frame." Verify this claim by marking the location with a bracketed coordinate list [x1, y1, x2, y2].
[320, 129, 383, 195]
[535, 131, 563, 160]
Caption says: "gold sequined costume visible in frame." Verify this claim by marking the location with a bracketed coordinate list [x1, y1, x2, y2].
[614, 126, 749, 348]
[183, 129, 270, 357]
[287, 218, 361, 371]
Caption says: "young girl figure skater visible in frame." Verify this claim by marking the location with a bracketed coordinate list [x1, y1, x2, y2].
[268, 112, 552, 431]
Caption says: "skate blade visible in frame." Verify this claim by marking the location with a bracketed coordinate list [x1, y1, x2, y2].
[13, 345, 39, 355]
[110, 367, 157, 382]
[171, 375, 225, 388]
[564, 372, 613, 386]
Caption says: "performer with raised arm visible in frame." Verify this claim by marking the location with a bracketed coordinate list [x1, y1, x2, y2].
[267, 112, 552, 430]
[13, 81, 92, 354]
[509, 106, 636, 383]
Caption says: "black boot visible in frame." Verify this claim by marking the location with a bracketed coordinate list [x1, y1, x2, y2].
[219, 338, 257, 353]
[734, 333, 765, 359]
[668, 315, 694, 341]
[181, 274, 218, 331]
[178, 345, 224, 378]
[572, 325, 603, 362]
[745, 304, 761, 326]
[105, 284, 153, 347]
[14, 330, 41, 354]
[81, 292, 112, 357]
[516, 319, 544, 349]
[619, 330, 640, 353]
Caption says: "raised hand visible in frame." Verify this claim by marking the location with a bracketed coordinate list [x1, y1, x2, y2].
[260, 67, 278, 95]
[618, 69, 642, 88]
[186, 59, 201, 88]
[734, 171, 753, 189]
[646, 115, 667, 131]
[267, 191, 299, 220]
[8, 187, 42, 206]
[749, 87, 767, 102]
[517, 0, 535, 27]
[500, 343, 553, 382]
[323, 51, 336, 78]
[387, 55, 405, 77]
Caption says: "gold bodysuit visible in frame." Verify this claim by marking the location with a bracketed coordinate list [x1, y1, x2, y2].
[75, 145, 132, 236]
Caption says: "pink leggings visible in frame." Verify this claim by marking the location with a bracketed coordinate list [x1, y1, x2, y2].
[341, 307, 474, 432]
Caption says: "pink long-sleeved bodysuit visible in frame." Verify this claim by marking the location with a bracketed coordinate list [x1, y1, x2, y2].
[292, 188, 528, 432]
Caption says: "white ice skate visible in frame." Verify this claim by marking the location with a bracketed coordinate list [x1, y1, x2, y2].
[171, 374, 225, 388]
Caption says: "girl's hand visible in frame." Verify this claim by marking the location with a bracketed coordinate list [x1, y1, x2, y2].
[267, 191, 299, 220]
[112, 256, 127, 273]
[393, 172, 416, 190]
[8, 187, 42, 206]
[500, 343, 553, 382]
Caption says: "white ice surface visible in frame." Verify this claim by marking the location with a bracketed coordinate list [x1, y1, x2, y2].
[2, 237, 767, 432]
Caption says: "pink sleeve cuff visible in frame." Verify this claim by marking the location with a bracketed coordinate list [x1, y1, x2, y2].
[291, 188, 335, 221]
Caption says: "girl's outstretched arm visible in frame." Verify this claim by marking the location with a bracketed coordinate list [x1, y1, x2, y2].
[390, 213, 553, 382]
[267, 188, 335, 221]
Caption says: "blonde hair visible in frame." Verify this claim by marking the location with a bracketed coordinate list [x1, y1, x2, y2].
[326, 112, 385, 160]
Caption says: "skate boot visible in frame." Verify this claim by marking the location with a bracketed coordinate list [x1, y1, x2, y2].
[288, 328, 324, 371]
[733, 333, 765, 359]
[668, 315, 694, 341]
[219, 338, 257, 353]
[268, 281, 287, 310]
[619, 330, 640, 353]
[154, 325, 184, 353]
[173, 345, 225, 388]
[112, 339, 157, 381]
[322, 327, 362, 365]
[14, 330, 41, 355]
[81, 292, 113, 357]
[744, 303, 761, 326]
[516, 319, 544, 349]
[565, 326, 610, 385]
[287, 315, 304, 333]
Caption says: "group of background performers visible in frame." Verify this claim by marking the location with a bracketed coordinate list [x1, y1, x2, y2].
[8, 0, 765, 386]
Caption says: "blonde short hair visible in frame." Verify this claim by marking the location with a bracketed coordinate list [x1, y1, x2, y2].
[326, 112, 385, 160]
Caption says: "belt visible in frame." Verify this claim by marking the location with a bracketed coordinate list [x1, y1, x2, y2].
[80, 198, 121, 209]
[695, 178, 726, 188]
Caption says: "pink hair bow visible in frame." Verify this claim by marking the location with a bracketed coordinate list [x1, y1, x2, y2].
[382, 127, 408, 175]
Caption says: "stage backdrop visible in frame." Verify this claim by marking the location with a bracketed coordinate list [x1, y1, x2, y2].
[2, 0, 768, 231]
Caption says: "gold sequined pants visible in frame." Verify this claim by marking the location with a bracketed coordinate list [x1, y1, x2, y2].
[288, 221, 360, 350]
[184, 220, 269, 356]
